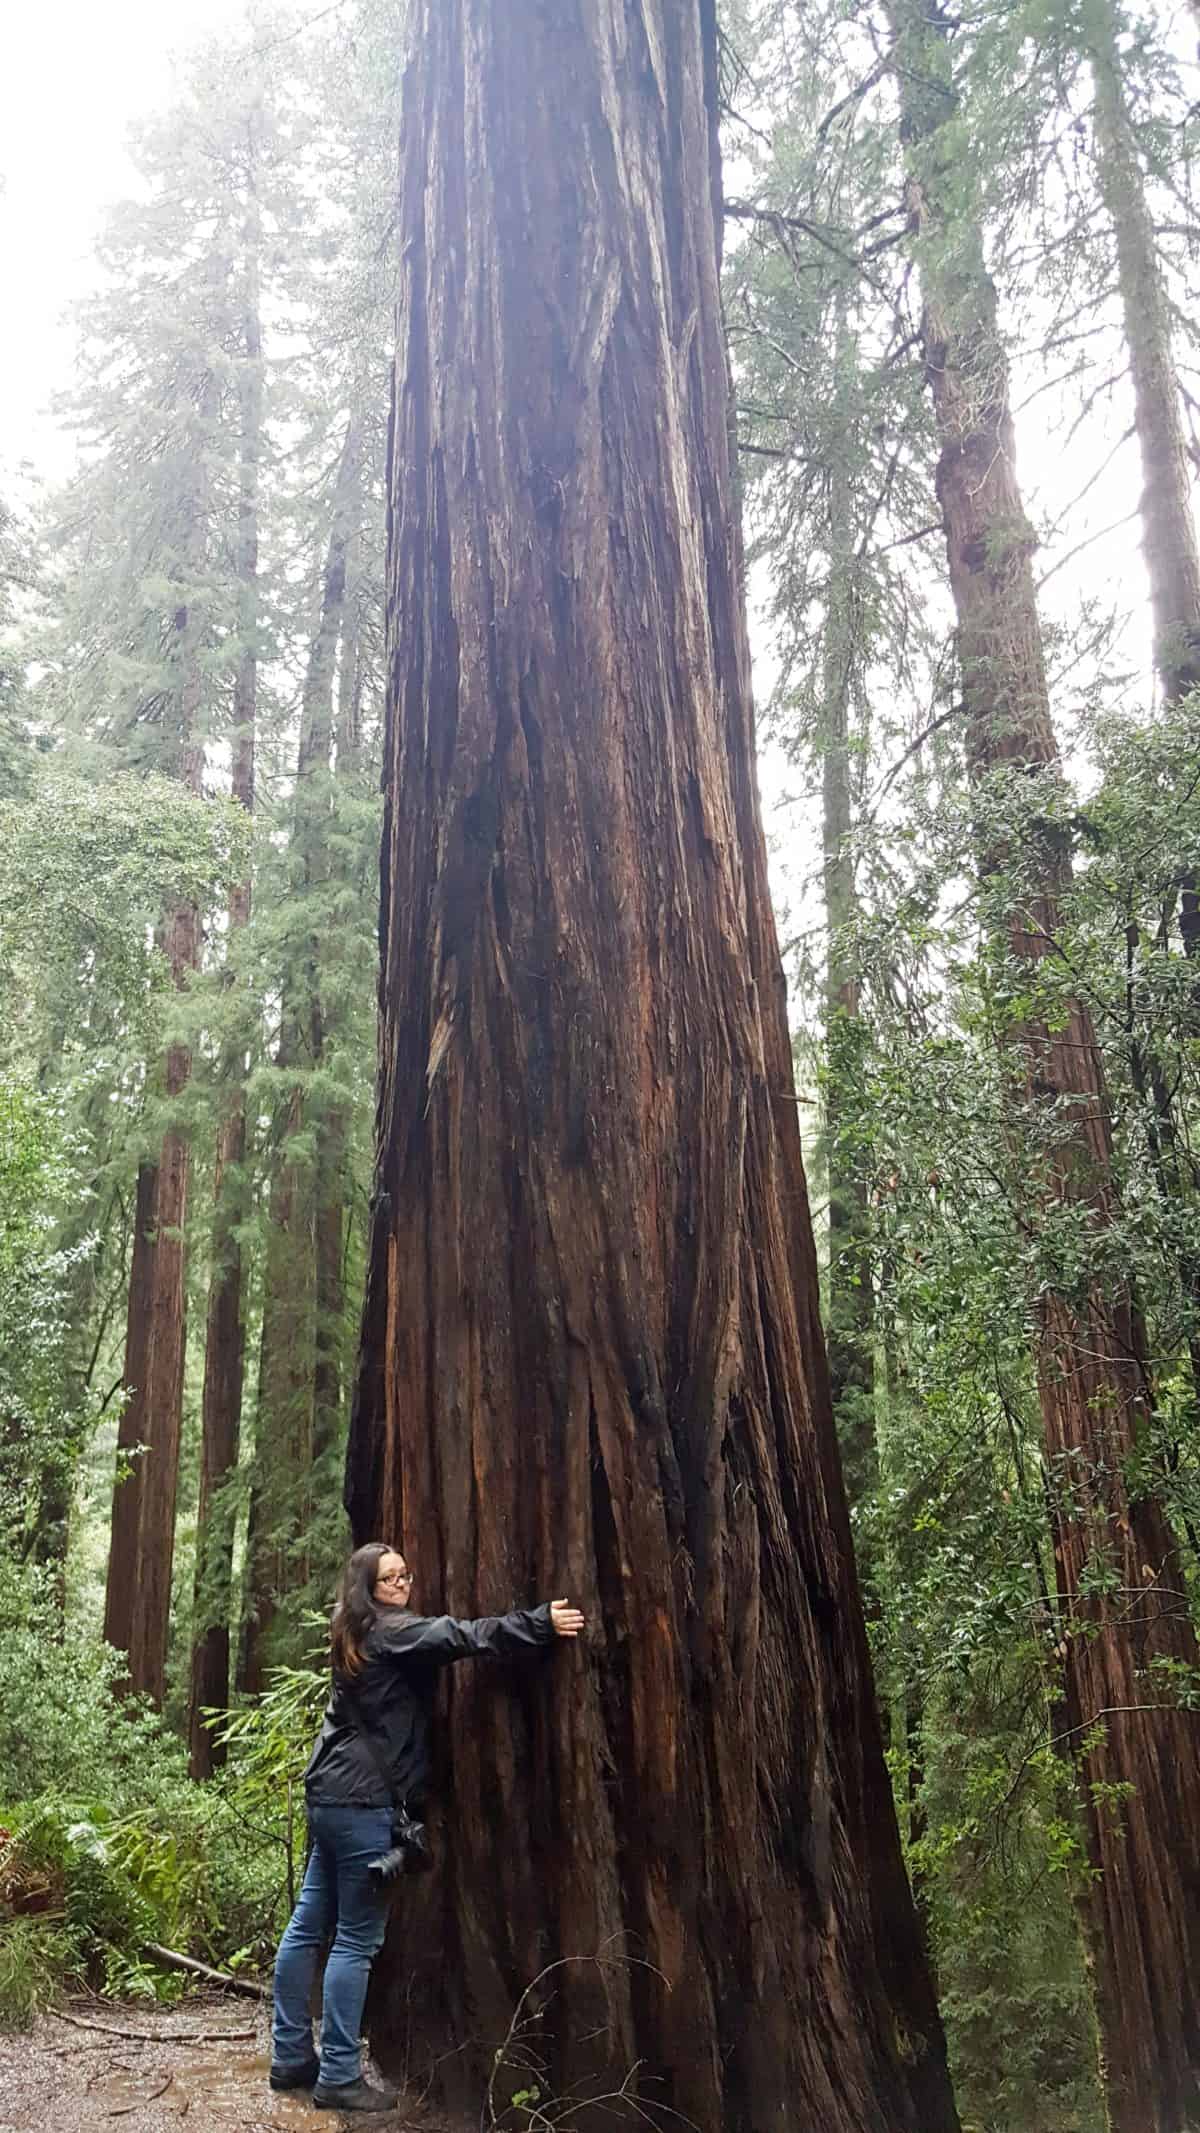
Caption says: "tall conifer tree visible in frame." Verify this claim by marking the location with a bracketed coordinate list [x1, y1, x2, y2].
[888, 3, 1200, 2122]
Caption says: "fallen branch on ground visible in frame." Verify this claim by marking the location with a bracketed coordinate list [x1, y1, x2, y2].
[144, 1942, 266, 2000]
[50, 2008, 256, 2044]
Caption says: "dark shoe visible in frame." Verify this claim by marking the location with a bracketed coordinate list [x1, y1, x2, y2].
[312, 2077, 399, 2113]
[270, 2055, 321, 2091]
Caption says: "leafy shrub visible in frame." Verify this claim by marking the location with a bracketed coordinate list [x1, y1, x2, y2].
[0, 1561, 175, 1809]
[0, 1573, 328, 2024]
[0, 1915, 78, 2030]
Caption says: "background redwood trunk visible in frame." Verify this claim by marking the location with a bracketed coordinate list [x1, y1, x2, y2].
[103, 343, 211, 1701]
[821, 341, 876, 1505]
[102, 1160, 157, 1668]
[1087, 0, 1200, 1408]
[891, 3, 1200, 2123]
[242, 419, 359, 1690]
[348, 6, 956, 2128]
[189, 184, 262, 1774]
[126, 894, 199, 1705]
[1088, 0, 1200, 712]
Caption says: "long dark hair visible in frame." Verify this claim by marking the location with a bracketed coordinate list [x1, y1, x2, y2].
[330, 1540, 398, 1677]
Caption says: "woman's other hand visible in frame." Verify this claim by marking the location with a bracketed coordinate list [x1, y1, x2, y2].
[549, 1598, 585, 1638]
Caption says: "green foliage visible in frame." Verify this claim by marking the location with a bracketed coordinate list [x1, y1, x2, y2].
[0, 1564, 165, 1801]
[0, 766, 250, 1075]
[0, 1088, 93, 1559]
[0, 1559, 329, 2024]
[0, 1916, 78, 2031]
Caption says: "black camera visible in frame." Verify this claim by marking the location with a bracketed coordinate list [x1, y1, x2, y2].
[367, 1807, 433, 1887]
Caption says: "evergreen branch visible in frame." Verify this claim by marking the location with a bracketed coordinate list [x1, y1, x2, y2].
[816, 55, 894, 142]
[867, 703, 963, 819]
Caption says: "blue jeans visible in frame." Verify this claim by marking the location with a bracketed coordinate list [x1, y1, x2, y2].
[272, 1801, 393, 2087]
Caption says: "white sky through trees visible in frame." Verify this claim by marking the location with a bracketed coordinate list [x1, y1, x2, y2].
[1, 0, 336, 477]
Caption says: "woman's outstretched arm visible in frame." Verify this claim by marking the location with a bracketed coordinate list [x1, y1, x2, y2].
[373, 1597, 583, 1664]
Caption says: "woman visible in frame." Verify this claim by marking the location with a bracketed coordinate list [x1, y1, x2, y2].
[270, 1542, 584, 2113]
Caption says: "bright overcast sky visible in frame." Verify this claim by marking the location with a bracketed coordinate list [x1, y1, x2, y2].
[1, 0, 335, 483]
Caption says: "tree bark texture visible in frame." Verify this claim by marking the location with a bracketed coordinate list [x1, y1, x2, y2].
[242, 419, 359, 1691]
[893, 6, 1200, 2126]
[349, 7, 957, 2129]
[189, 190, 262, 1775]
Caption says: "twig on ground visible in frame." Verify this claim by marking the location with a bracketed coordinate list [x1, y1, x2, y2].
[107, 2071, 173, 2115]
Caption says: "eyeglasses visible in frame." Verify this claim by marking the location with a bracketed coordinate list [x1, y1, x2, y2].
[376, 1571, 412, 1588]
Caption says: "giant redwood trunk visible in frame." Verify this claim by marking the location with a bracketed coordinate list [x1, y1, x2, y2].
[892, 5, 1200, 2125]
[189, 190, 262, 1775]
[348, 7, 957, 2129]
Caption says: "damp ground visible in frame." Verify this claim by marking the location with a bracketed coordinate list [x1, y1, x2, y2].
[0, 1996, 471, 2133]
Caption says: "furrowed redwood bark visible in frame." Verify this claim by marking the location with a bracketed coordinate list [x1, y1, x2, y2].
[348, 7, 956, 2128]
[189, 179, 262, 1775]
[892, 5, 1200, 2126]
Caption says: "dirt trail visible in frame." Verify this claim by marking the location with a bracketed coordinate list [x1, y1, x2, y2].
[0, 1998, 467, 2133]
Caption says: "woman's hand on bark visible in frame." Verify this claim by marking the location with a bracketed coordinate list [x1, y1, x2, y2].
[549, 1598, 585, 1637]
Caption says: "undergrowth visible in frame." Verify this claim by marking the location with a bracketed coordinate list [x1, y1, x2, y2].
[0, 1562, 326, 2028]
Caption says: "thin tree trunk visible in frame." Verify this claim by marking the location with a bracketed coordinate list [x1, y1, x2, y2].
[189, 175, 262, 1777]
[1088, 0, 1200, 709]
[241, 418, 359, 1692]
[349, 7, 957, 2128]
[104, 330, 213, 1702]
[1088, 0, 1200, 1399]
[102, 1161, 157, 1665]
[334, 559, 364, 776]
[125, 887, 200, 1705]
[891, 5, 1200, 2126]
[312, 567, 364, 1472]
[821, 341, 876, 1505]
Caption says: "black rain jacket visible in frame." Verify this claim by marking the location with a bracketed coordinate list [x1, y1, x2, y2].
[303, 1603, 555, 1810]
